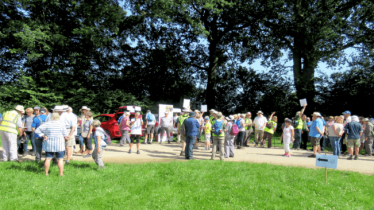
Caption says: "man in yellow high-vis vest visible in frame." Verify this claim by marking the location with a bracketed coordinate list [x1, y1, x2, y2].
[0, 105, 25, 161]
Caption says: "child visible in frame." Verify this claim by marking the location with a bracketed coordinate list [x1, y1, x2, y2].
[203, 117, 212, 150]
[280, 119, 294, 157]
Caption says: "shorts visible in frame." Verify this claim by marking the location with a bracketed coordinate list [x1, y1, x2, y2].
[360, 135, 365, 144]
[131, 135, 141, 143]
[204, 133, 211, 142]
[65, 135, 75, 147]
[181, 134, 186, 142]
[347, 139, 360, 148]
[46, 151, 65, 159]
[146, 125, 155, 134]
[310, 137, 321, 146]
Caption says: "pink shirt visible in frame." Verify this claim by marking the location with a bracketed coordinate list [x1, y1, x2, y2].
[121, 117, 130, 131]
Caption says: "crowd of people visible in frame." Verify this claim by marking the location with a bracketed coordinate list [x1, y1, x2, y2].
[1, 104, 373, 175]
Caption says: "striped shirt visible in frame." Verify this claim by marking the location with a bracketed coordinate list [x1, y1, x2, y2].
[35, 121, 68, 152]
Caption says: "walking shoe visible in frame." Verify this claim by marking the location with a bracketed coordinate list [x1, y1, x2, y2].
[308, 154, 316, 158]
[193, 146, 198, 149]
[180, 151, 185, 156]
[128, 150, 132, 154]
[137, 150, 140, 154]
[244, 145, 250, 147]
[31, 151, 36, 156]
[148, 142, 152, 144]
[237, 146, 240, 149]
[83, 154, 92, 158]
[23, 153, 27, 157]
[296, 148, 300, 150]
[288, 154, 292, 157]
[65, 160, 70, 164]
[347, 155, 353, 160]
[168, 141, 171, 144]
[255, 144, 258, 147]
[229, 155, 234, 158]
[142, 142, 147, 144]
[119, 145, 124, 147]
[354, 155, 358, 160]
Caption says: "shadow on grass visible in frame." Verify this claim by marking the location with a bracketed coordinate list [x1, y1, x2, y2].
[7, 162, 43, 174]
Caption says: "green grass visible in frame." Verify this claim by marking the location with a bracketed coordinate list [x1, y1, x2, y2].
[0, 160, 373, 209]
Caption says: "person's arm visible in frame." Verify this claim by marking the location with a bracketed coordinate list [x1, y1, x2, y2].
[97, 135, 102, 154]
[299, 104, 306, 118]
[261, 118, 267, 130]
[87, 125, 93, 139]
[145, 119, 148, 127]
[273, 124, 277, 133]
[269, 112, 276, 121]
[291, 128, 295, 142]
[316, 127, 324, 136]
[35, 124, 46, 140]
[332, 124, 340, 137]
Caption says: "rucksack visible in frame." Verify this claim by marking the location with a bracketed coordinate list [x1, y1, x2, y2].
[292, 119, 298, 128]
[213, 120, 223, 136]
[97, 129, 111, 145]
[36, 116, 46, 126]
[235, 119, 242, 129]
[230, 122, 239, 136]
[147, 113, 155, 122]
[266, 121, 273, 129]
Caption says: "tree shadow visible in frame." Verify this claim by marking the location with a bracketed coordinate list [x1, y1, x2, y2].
[7, 162, 43, 174]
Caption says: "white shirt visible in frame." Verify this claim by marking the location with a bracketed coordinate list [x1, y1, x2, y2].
[131, 118, 143, 135]
[239, 118, 245, 131]
[61, 112, 78, 135]
[253, 116, 268, 130]
[283, 125, 294, 142]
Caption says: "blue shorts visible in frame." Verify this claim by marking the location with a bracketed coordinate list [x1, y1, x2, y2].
[46, 151, 65, 159]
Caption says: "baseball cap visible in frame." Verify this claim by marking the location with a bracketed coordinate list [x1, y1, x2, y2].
[342, 111, 351, 115]
[40, 108, 46, 114]
[311, 112, 321, 117]
[205, 117, 210, 120]
[34, 106, 40, 110]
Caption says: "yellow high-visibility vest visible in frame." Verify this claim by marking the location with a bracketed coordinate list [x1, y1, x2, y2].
[0, 110, 20, 134]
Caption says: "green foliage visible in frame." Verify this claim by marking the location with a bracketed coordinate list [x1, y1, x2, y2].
[0, 160, 373, 209]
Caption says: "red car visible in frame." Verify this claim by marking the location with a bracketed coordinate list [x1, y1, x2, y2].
[93, 105, 144, 139]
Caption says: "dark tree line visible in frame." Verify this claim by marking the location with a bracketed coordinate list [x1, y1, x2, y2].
[1, 0, 374, 118]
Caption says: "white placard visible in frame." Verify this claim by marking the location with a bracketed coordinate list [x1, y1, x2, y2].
[158, 104, 174, 142]
[183, 99, 190, 109]
[300, 98, 307, 107]
[173, 108, 181, 113]
[127, 107, 135, 112]
[201, 105, 207, 112]
[135, 106, 141, 111]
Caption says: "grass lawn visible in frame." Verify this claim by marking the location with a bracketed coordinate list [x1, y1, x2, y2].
[0, 160, 373, 209]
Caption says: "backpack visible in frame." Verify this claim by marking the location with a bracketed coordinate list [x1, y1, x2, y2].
[230, 122, 239, 136]
[266, 121, 273, 129]
[97, 129, 111, 145]
[213, 120, 223, 136]
[292, 119, 298, 128]
[147, 113, 155, 122]
[236, 119, 242, 129]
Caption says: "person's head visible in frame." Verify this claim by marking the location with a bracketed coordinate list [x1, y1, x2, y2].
[352, 116, 359, 122]
[81, 106, 90, 115]
[216, 112, 223, 120]
[306, 117, 310, 122]
[86, 111, 93, 119]
[135, 112, 140, 117]
[209, 109, 216, 114]
[92, 120, 101, 128]
[342, 110, 351, 119]
[233, 114, 238, 119]
[189, 112, 196, 118]
[50, 113, 60, 121]
[194, 110, 200, 117]
[147, 110, 151, 114]
[174, 113, 178, 116]
[205, 116, 209, 122]
[212, 111, 217, 117]
[40, 108, 47, 115]
[328, 116, 334, 122]
[335, 116, 343, 124]
[67, 107, 73, 113]
[312, 112, 321, 120]
[285, 119, 292, 127]
[245, 112, 252, 118]
[34, 106, 40, 115]
[302, 114, 307, 121]
[272, 116, 278, 122]
[183, 108, 190, 115]
[257, 111, 263, 117]
[241, 114, 245, 119]
[54, 106, 64, 115]
[25, 107, 34, 116]
[165, 111, 169, 117]
[42, 107, 49, 114]
[362, 118, 370, 124]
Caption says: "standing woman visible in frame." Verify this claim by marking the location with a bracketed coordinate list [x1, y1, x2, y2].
[224, 116, 235, 158]
[129, 112, 143, 154]
[82, 112, 94, 157]
[119, 112, 131, 146]
[35, 113, 68, 176]
[328, 116, 344, 156]
[262, 112, 277, 148]
[280, 119, 294, 157]
[22, 107, 36, 156]
[91, 120, 107, 169]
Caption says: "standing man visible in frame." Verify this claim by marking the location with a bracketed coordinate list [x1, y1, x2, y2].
[300, 114, 309, 150]
[63, 106, 77, 164]
[183, 112, 200, 159]
[308, 112, 324, 158]
[32, 108, 47, 162]
[178, 108, 191, 156]
[341, 110, 352, 156]
[144, 110, 156, 144]
[0, 105, 24, 162]
[363, 118, 373, 156]
[243, 112, 253, 147]
[253, 111, 268, 147]
[193, 110, 204, 149]
[344, 116, 363, 160]
[293, 104, 307, 150]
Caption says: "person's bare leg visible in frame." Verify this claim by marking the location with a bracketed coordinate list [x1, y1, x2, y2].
[144, 133, 148, 142]
[317, 145, 321, 154]
[354, 147, 359, 156]
[129, 143, 133, 150]
[313, 146, 317, 155]
[150, 133, 154, 140]
[66, 147, 72, 161]
[137, 143, 140, 150]
[347, 147, 353, 155]
[58, 159, 64, 176]
[45, 158, 51, 175]
[182, 142, 186, 151]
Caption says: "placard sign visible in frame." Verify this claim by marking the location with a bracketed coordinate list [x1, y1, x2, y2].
[316, 154, 338, 169]
[299, 98, 307, 107]
[183, 99, 190, 109]
[201, 105, 207, 112]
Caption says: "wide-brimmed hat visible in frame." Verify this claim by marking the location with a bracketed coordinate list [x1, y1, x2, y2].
[53, 105, 64, 111]
[226, 116, 234, 121]
[342, 110, 351, 115]
[210, 109, 216, 112]
[62, 105, 69, 111]
[183, 108, 190, 112]
[285, 119, 292, 123]
[15, 105, 25, 112]
[81, 106, 91, 111]
[311, 112, 321, 117]
[257, 111, 263, 114]
[189, 112, 196, 117]
[362, 118, 369, 122]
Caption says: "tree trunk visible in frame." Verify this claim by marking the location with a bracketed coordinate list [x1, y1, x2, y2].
[206, 41, 219, 110]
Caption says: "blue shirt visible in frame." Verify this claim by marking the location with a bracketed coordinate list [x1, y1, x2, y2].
[32, 115, 47, 138]
[117, 116, 124, 124]
[307, 121, 312, 128]
[344, 121, 363, 139]
[94, 127, 107, 148]
[309, 118, 324, 138]
[0, 113, 3, 121]
[184, 117, 200, 137]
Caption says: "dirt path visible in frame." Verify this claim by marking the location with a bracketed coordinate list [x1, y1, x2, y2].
[3, 142, 374, 175]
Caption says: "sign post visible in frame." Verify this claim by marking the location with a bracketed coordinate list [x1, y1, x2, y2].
[316, 153, 338, 184]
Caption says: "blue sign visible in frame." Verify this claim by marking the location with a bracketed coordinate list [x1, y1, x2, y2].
[316, 154, 338, 169]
